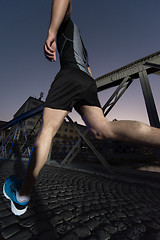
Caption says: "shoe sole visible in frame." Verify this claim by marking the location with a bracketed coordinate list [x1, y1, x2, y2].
[3, 183, 28, 216]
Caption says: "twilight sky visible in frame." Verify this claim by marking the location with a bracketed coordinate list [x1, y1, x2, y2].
[0, 0, 160, 125]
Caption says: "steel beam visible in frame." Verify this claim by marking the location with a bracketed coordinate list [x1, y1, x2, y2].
[61, 138, 82, 165]
[96, 50, 160, 91]
[145, 61, 160, 70]
[139, 70, 160, 128]
[9, 121, 19, 157]
[102, 76, 133, 117]
[66, 116, 113, 174]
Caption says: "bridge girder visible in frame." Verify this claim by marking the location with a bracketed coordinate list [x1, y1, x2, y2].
[96, 50, 160, 91]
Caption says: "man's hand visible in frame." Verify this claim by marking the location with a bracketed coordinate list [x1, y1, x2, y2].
[88, 66, 93, 77]
[44, 33, 56, 62]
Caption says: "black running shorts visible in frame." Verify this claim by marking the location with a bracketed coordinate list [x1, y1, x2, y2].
[44, 68, 101, 115]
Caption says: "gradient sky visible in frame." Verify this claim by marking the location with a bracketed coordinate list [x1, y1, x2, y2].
[0, 0, 160, 126]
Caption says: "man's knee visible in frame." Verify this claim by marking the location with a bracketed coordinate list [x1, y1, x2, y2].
[90, 121, 114, 140]
[39, 120, 60, 140]
[89, 128, 105, 140]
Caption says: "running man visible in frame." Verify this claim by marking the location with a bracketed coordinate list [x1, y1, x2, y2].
[3, 0, 160, 216]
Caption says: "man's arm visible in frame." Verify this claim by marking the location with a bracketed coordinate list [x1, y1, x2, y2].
[44, 0, 71, 62]
[49, 0, 71, 37]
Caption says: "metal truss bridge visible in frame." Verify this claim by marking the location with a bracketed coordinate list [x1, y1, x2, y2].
[1, 50, 160, 173]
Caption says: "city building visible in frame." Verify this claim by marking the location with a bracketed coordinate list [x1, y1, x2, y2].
[0, 121, 7, 129]
[14, 96, 44, 134]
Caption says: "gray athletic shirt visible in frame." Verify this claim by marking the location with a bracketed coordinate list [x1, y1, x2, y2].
[57, 18, 90, 76]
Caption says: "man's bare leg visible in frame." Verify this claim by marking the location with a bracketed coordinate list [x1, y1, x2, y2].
[81, 106, 160, 148]
[19, 107, 69, 196]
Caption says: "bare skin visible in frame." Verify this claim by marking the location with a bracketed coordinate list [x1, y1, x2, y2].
[19, 0, 160, 197]
[19, 108, 69, 196]
[44, 0, 71, 62]
[81, 106, 160, 147]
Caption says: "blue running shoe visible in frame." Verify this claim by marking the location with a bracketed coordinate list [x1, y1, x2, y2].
[3, 175, 29, 216]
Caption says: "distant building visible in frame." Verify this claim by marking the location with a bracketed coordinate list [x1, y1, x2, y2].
[14, 96, 44, 134]
[55, 119, 90, 142]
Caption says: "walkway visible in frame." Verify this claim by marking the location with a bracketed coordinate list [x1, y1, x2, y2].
[0, 159, 160, 240]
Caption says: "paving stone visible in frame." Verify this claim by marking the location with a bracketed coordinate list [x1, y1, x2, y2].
[35, 205, 49, 213]
[95, 216, 105, 225]
[1, 224, 22, 239]
[83, 201, 91, 207]
[49, 193, 58, 199]
[127, 224, 146, 240]
[0, 209, 12, 218]
[140, 214, 152, 221]
[63, 204, 74, 211]
[98, 209, 107, 216]
[56, 222, 72, 234]
[95, 229, 111, 240]
[145, 221, 160, 230]
[49, 203, 60, 209]
[31, 222, 51, 235]
[114, 222, 127, 232]
[74, 225, 91, 238]
[19, 209, 35, 219]
[88, 210, 99, 218]
[155, 216, 160, 224]
[61, 210, 74, 221]
[70, 217, 79, 224]
[48, 202, 57, 210]
[93, 205, 101, 211]
[92, 200, 100, 205]
[50, 215, 63, 226]
[52, 207, 63, 214]
[83, 206, 91, 212]
[87, 238, 97, 240]
[100, 199, 107, 204]
[73, 202, 83, 208]
[116, 211, 127, 218]
[0, 203, 7, 211]
[126, 211, 135, 217]
[103, 225, 117, 234]
[130, 216, 142, 224]
[59, 232, 79, 240]
[38, 230, 59, 240]
[75, 208, 83, 216]
[19, 217, 37, 228]
[86, 219, 99, 231]
[7, 230, 32, 240]
[103, 219, 110, 225]
[0, 215, 19, 228]
[36, 211, 52, 220]
[108, 213, 117, 221]
[79, 213, 90, 222]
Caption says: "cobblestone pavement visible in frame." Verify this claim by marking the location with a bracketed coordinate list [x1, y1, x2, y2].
[0, 159, 160, 240]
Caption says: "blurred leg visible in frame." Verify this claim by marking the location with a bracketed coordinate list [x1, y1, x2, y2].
[19, 107, 69, 196]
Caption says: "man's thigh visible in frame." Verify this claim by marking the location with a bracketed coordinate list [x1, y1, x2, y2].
[80, 105, 109, 137]
[42, 107, 69, 131]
